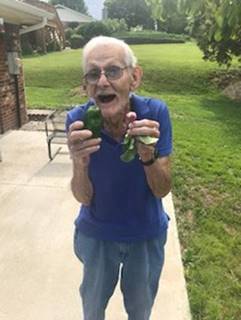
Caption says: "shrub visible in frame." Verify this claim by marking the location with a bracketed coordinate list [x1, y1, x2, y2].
[65, 40, 71, 48]
[47, 40, 61, 52]
[20, 35, 33, 56]
[103, 18, 128, 34]
[69, 34, 85, 49]
[76, 21, 111, 42]
[65, 27, 74, 41]
[68, 22, 79, 29]
[114, 31, 186, 44]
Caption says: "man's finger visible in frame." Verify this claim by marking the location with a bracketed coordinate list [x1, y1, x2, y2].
[128, 126, 160, 138]
[129, 119, 159, 129]
[69, 121, 84, 132]
[69, 129, 93, 142]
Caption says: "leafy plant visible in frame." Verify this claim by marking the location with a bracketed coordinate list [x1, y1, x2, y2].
[104, 0, 154, 30]
[77, 21, 111, 42]
[103, 18, 128, 34]
[64, 28, 74, 41]
[69, 34, 85, 49]
[182, 0, 241, 66]
[121, 134, 158, 162]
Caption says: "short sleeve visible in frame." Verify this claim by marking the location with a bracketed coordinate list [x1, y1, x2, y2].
[156, 104, 172, 157]
[65, 103, 90, 133]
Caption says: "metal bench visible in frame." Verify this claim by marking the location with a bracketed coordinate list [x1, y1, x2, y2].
[45, 109, 68, 160]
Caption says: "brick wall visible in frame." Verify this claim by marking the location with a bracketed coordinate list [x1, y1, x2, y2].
[0, 23, 28, 133]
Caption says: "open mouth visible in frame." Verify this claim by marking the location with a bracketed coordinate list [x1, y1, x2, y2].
[98, 94, 116, 103]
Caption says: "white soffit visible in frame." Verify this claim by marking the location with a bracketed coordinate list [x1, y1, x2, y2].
[0, 0, 54, 26]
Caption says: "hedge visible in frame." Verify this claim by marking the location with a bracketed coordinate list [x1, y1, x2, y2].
[114, 31, 187, 44]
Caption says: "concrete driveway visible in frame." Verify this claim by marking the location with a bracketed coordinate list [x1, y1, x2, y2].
[0, 130, 191, 320]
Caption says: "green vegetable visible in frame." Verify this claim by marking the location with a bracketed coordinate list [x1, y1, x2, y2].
[120, 134, 158, 163]
[84, 105, 102, 138]
[120, 135, 136, 162]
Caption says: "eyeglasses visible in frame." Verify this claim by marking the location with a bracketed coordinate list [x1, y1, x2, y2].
[84, 65, 128, 84]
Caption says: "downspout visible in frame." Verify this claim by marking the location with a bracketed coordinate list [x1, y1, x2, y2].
[0, 101, 3, 134]
[13, 74, 22, 128]
[20, 17, 47, 35]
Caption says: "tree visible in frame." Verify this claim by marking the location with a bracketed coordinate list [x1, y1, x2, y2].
[104, 0, 154, 30]
[145, 0, 163, 30]
[181, 0, 241, 66]
[145, 0, 187, 33]
[50, 0, 88, 14]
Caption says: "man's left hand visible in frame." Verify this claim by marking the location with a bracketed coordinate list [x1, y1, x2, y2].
[127, 117, 160, 161]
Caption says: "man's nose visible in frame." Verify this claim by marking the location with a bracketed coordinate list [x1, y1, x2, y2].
[97, 71, 110, 86]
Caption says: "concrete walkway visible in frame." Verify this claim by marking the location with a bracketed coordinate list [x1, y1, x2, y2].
[0, 130, 191, 320]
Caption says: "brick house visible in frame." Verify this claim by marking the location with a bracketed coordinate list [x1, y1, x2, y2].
[0, 0, 55, 134]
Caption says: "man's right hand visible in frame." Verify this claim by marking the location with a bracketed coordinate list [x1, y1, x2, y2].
[67, 121, 101, 165]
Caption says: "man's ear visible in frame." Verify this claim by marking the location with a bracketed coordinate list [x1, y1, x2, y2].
[130, 65, 143, 91]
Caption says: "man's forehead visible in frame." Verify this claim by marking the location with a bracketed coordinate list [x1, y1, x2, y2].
[86, 44, 125, 64]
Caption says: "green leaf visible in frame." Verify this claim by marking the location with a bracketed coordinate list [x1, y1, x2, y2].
[120, 148, 136, 162]
[121, 134, 137, 162]
[214, 29, 222, 42]
[215, 12, 223, 28]
[120, 135, 158, 163]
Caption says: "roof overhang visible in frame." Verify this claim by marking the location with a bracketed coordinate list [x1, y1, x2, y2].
[55, 4, 94, 24]
[0, 0, 55, 26]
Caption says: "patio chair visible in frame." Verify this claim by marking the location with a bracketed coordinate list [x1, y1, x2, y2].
[45, 109, 68, 160]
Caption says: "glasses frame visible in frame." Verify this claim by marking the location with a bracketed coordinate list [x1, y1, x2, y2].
[83, 65, 129, 85]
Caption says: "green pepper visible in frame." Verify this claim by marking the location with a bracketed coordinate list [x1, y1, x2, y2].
[84, 105, 102, 138]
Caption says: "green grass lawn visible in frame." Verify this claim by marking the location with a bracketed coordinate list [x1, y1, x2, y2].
[23, 43, 241, 319]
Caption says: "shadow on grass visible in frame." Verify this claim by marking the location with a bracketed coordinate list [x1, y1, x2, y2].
[142, 67, 217, 96]
[200, 95, 241, 145]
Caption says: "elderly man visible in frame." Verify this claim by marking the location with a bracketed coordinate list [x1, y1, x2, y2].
[66, 36, 172, 320]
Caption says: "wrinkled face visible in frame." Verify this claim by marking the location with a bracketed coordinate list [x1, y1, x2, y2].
[84, 44, 142, 119]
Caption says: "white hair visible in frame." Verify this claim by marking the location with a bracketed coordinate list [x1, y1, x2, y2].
[82, 36, 138, 71]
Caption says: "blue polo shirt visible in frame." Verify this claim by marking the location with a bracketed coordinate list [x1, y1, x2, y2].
[66, 94, 172, 242]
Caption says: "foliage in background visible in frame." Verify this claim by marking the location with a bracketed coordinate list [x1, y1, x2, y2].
[145, 0, 188, 34]
[104, 0, 187, 33]
[76, 21, 111, 42]
[49, 0, 88, 14]
[114, 30, 186, 44]
[145, 0, 163, 29]
[64, 20, 186, 49]
[20, 34, 34, 56]
[69, 34, 85, 49]
[103, 18, 128, 34]
[64, 27, 74, 41]
[160, 0, 187, 34]
[181, 0, 241, 66]
[104, 0, 154, 30]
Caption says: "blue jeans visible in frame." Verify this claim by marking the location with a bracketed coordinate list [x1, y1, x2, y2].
[74, 228, 167, 320]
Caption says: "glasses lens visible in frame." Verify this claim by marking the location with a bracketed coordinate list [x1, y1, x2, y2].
[105, 66, 122, 80]
[85, 66, 126, 83]
[85, 69, 101, 83]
